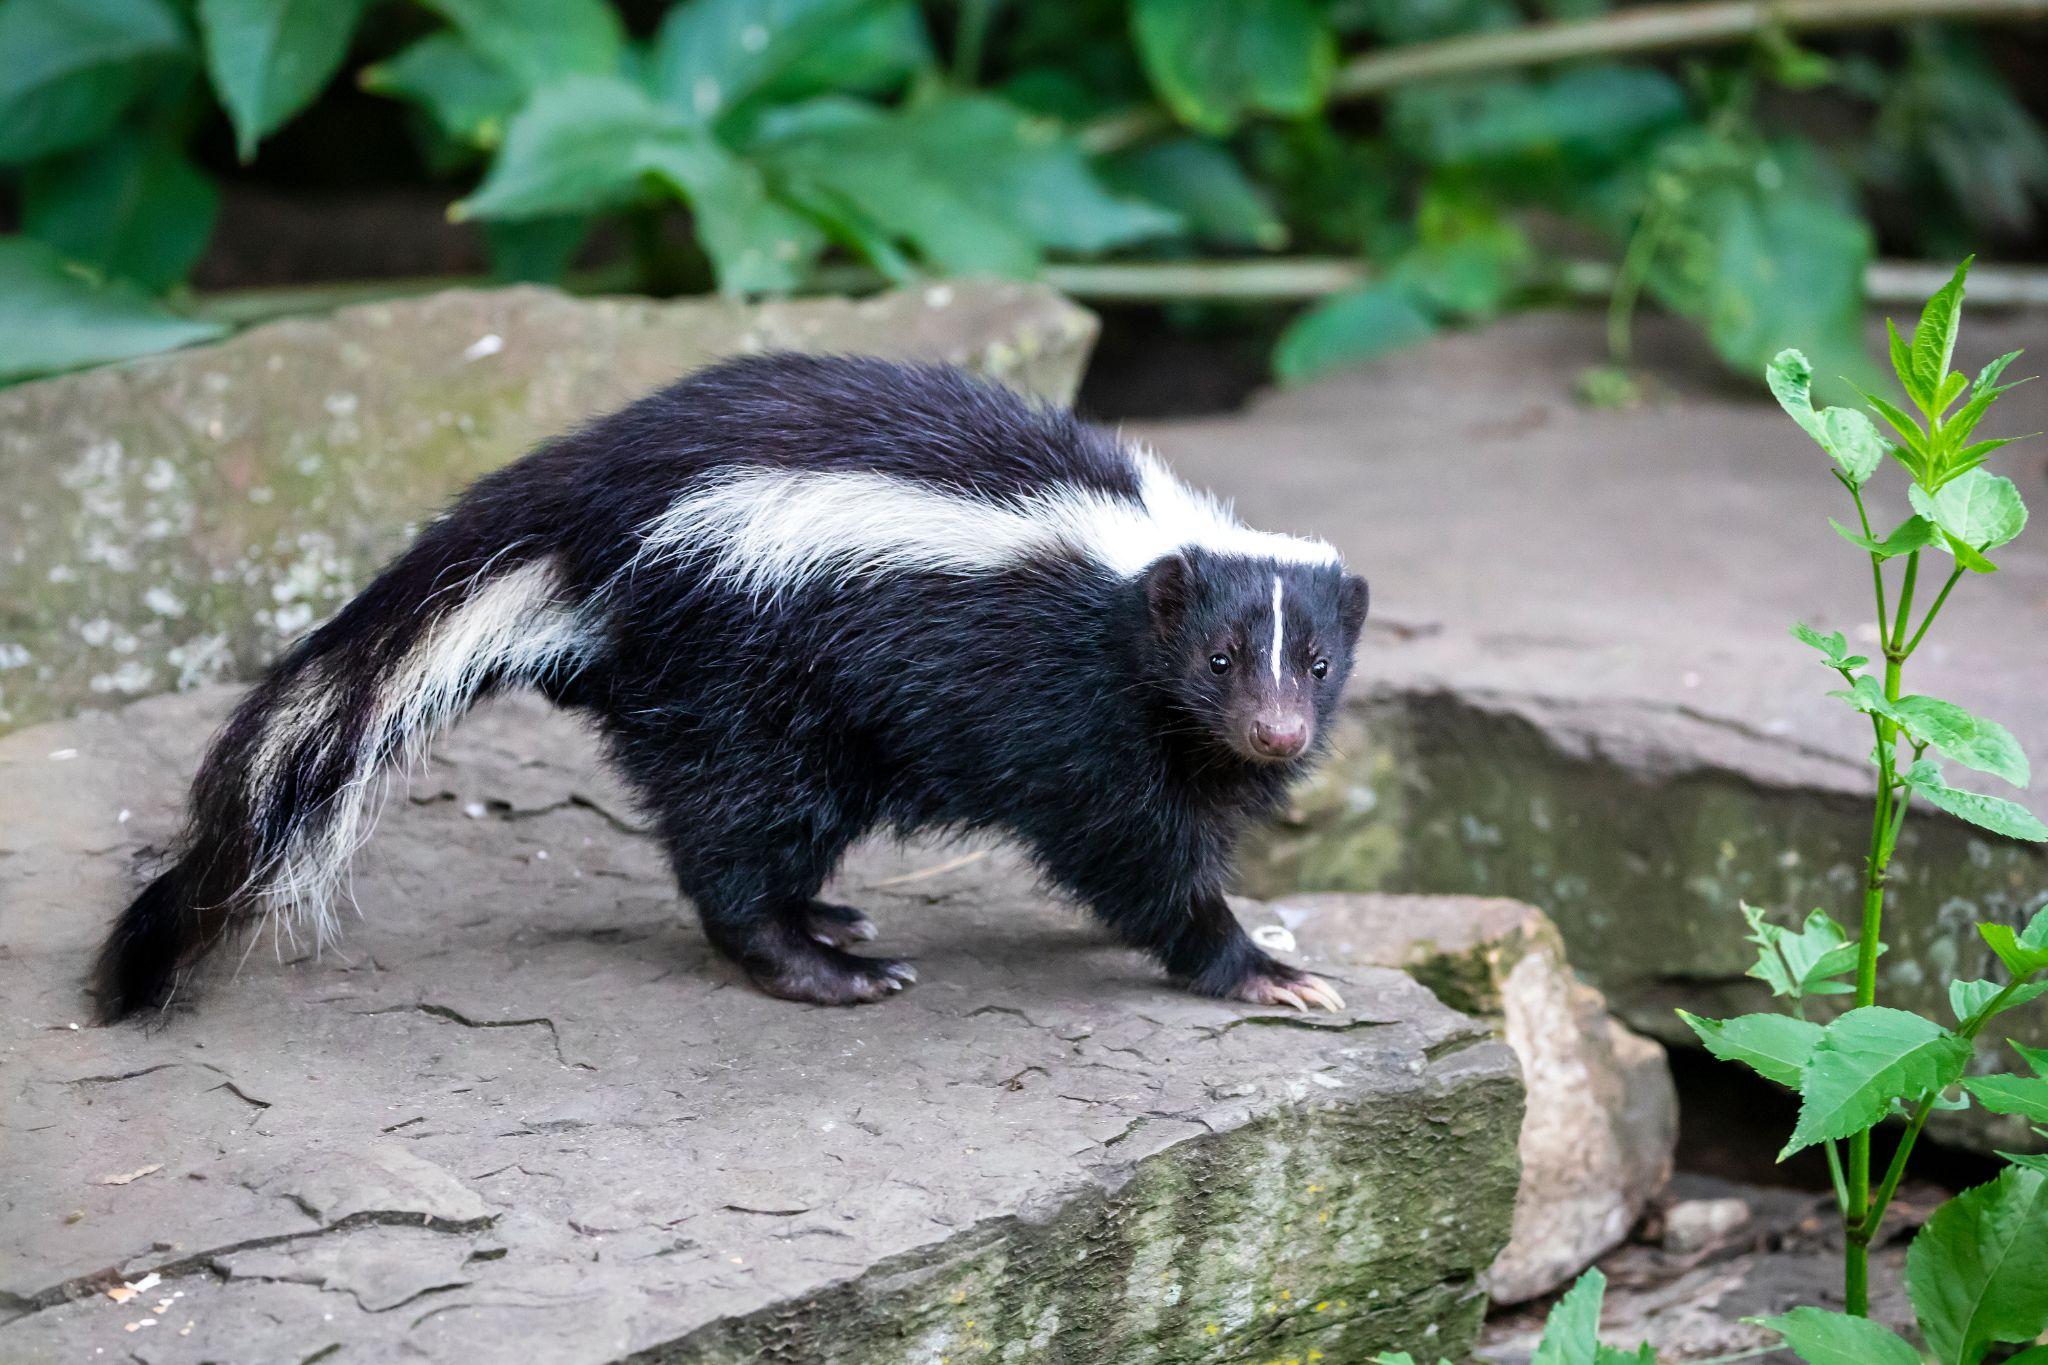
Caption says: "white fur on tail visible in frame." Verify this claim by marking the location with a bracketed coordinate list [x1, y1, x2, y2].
[250, 557, 595, 949]
[631, 449, 1336, 599]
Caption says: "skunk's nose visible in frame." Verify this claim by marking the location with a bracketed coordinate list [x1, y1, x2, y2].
[1249, 712, 1310, 759]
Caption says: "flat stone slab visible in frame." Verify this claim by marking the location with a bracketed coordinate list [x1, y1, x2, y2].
[0, 689, 1522, 1363]
[1137, 308, 2048, 1151]
[0, 281, 1096, 733]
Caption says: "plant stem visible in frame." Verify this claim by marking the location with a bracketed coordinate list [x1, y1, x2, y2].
[1080, 0, 2048, 152]
[1889, 551, 1922, 657]
[1848, 485, 1890, 629]
[1901, 567, 1965, 659]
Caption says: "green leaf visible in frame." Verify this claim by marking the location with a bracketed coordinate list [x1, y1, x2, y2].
[482, 215, 590, 283]
[1906, 760, 2048, 843]
[197, 0, 366, 161]
[457, 77, 822, 293]
[1950, 978, 2048, 1025]
[1102, 137, 1285, 251]
[1907, 1164, 2048, 1365]
[1131, 0, 1335, 135]
[1531, 1267, 1606, 1365]
[1741, 903, 1868, 999]
[21, 133, 217, 292]
[1769, 349, 1888, 486]
[361, 33, 523, 147]
[1690, 182, 1875, 405]
[1783, 1006, 1973, 1157]
[420, 0, 623, 91]
[1910, 256, 1972, 413]
[1888, 316, 1920, 407]
[1759, 1306, 1922, 1365]
[1390, 64, 1685, 171]
[651, 0, 892, 126]
[1975, 350, 2023, 398]
[1830, 514, 1939, 560]
[1680, 1010, 1823, 1088]
[1889, 696, 2029, 788]
[0, 236, 226, 385]
[750, 0, 930, 107]
[1980, 913, 2048, 978]
[0, 0, 189, 164]
[759, 95, 1178, 275]
[1273, 283, 1436, 385]
[1963, 1073, 2048, 1124]
[1910, 469, 2028, 557]
[1790, 622, 1864, 669]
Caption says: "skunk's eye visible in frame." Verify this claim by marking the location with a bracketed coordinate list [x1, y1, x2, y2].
[1311, 658, 1330, 679]
[1209, 653, 1231, 674]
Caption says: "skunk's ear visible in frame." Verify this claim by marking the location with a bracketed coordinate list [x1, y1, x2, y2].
[1142, 553, 1191, 639]
[1339, 574, 1370, 645]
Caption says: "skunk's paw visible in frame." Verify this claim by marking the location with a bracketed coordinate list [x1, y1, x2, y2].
[1227, 962, 1345, 1013]
[802, 900, 879, 949]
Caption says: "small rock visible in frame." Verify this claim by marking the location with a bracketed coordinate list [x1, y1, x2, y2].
[1662, 1197, 1753, 1255]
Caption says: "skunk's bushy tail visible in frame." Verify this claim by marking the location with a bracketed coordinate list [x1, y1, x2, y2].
[93, 538, 597, 1020]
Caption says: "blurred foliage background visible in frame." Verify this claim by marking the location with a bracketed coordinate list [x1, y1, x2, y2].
[1, 0, 2046, 398]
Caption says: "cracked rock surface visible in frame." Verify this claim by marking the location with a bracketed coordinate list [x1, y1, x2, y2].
[0, 688, 1523, 1363]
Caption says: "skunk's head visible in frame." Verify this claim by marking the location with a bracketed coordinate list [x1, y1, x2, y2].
[1139, 550, 1368, 765]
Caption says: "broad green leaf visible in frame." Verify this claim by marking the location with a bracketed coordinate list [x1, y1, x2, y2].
[1830, 514, 1938, 559]
[1102, 137, 1285, 250]
[651, 0, 892, 126]
[361, 33, 523, 147]
[21, 134, 217, 292]
[0, 0, 189, 164]
[1530, 1267, 1605, 1365]
[1831, 675, 1900, 725]
[0, 237, 225, 385]
[1393, 223, 1532, 322]
[1889, 696, 2029, 788]
[1963, 1073, 2048, 1124]
[1910, 469, 2028, 557]
[482, 215, 590, 283]
[1909, 256, 1971, 412]
[1273, 283, 1436, 385]
[1390, 64, 1685, 171]
[1595, 1346, 1656, 1365]
[750, 0, 930, 106]
[1950, 978, 2048, 1025]
[1768, 349, 1887, 486]
[198, 0, 366, 160]
[1692, 184, 1875, 405]
[1906, 761, 2048, 843]
[759, 95, 1177, 275]
[1680, 1010, 1822, 1088]
[637, 139, 825, 293]
[1132, 0, 1335, 135]
[456, 78, 821, 293]
[420, 0, 623, 91]
[1741, 903, 1867, 998]
[1759, 1306, 1922, 1365]
[1783, 1006, 1973, 1157]
[1907, 1164, 2048, 1365]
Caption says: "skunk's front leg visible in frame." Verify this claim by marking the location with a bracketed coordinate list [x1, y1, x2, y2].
[1155, 890, 1346, 1013]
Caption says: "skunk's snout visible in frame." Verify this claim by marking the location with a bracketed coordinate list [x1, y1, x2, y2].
[1247, 710, 1310, 760]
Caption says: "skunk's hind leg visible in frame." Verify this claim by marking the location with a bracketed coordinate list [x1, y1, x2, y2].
[657, 813, 907, 1004]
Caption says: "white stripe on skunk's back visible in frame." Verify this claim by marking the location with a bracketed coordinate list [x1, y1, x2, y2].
[632, 449, 1337, 597]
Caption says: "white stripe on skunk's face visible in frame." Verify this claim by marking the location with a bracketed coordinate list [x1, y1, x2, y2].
[629, 448, 1337, 599]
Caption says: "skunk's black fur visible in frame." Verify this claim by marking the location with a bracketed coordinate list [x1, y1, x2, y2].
[94, 355, 1368, 1020]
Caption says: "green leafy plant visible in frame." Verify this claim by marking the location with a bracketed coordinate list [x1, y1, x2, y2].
[1375, 1267, 1655, 1365]
[1680, 258, 2048, 1361]
[3, 0, 2047, 387]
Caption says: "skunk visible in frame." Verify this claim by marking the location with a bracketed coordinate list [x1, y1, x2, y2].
[93, 354, 1368, 1021]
